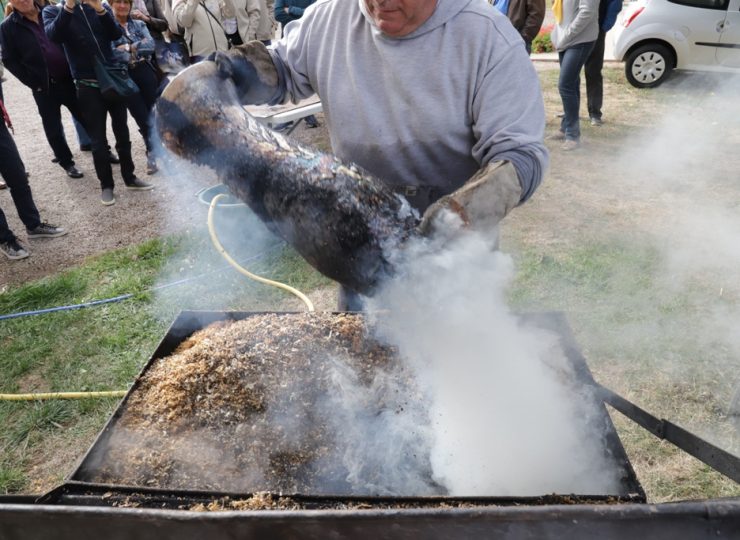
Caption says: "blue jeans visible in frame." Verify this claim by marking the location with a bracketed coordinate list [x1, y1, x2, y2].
[73, 116, 91, 147]
[558, 41, 596, 141]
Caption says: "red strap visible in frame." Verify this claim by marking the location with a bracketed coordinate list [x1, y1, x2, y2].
[0, 99, 13, 134]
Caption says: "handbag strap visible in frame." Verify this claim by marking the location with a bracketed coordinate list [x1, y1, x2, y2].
[199, 1, 224, 32]
[198, 1, 222, 51]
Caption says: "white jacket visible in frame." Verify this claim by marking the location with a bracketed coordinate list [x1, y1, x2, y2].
[234, 0, 274, 42]
[234, 0, 260, 42]
[174, 0, 235, 58]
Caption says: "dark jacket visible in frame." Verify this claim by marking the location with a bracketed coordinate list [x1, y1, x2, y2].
[274, 0, 314, 26]
[506, 0, 546, 44]
[0, 5, 72, 92]
[600, 0, 622, 33]
[43, 3, 122, 80]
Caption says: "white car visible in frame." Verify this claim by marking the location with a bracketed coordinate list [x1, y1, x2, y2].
[612, 0, 740, 87]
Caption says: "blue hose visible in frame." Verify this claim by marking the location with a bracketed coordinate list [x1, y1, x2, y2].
[0, 242, 284, 322]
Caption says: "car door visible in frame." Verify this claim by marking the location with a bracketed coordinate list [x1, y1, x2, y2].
[716, 0, 740, 66]
[665, 0, 728, 68]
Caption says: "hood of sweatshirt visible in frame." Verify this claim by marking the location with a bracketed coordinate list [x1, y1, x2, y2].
[358, 0, 474, 40]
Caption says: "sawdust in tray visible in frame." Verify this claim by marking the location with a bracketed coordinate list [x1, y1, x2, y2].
[89, 313, 417, 493]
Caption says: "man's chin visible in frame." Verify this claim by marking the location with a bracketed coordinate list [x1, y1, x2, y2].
[377, 19, 411, 37]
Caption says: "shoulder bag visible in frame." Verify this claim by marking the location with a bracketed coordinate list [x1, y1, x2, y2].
[81, 7, 140, 101]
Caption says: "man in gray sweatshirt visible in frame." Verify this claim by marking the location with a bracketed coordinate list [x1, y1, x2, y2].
[215, 0, 548, 307]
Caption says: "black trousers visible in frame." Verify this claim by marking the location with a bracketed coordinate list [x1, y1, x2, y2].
[584, 30, 607, 120]
[32, 78, 86, 170]
[0, 120, 41, 242]
[77, 84, 135, 189]
[126, 62, 160, 154]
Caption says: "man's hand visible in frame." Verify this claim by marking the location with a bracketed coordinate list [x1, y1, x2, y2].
[418, 161, 522, 237]
[211, 41, 280, 105]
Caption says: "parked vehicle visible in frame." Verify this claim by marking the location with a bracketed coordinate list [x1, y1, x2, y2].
[612, 0, 740, 87]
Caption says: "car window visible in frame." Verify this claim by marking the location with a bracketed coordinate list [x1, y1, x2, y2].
[668, 0, 729, 10]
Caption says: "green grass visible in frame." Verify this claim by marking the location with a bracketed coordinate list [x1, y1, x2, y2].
[0, 231, 331, 494]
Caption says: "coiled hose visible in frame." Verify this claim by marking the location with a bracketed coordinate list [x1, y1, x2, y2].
[207, 193, 314, 312]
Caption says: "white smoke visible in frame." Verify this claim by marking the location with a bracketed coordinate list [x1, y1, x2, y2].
[366, 225, 623, 495]
[603, 74, 740, 450]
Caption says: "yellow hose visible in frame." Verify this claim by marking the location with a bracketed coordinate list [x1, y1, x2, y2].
[0, 391, 127, 401]
[207, 193, 315, 312]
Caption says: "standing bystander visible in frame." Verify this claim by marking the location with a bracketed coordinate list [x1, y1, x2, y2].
[0, 96, 67, 260]
[489, 0, 545, 55]
[44, 0, 153, 206]
[550, 0, 598, 150]
[583, 0, 621, 126]
[173, 0, 236, 62]
[0, 0, 86, 179]
[111, 0, 160, 174]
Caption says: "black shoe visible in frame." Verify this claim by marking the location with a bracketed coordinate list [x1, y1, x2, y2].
[304, 115, 319, 128]
[65, 165, 84, 179]
[146, 155, 158, 175]
[80, 144, 92, 152]
[272, 121, 294, 132]
[125, 177, 154, 191]
[108, 151, 120, 164]
[0, 236, 29, 260]
[27, 222, 68, 239]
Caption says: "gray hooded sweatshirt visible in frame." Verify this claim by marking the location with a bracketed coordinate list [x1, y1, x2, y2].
[270, 0, 547, 203]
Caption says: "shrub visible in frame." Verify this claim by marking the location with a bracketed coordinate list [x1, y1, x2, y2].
[532, 24, 554, 54]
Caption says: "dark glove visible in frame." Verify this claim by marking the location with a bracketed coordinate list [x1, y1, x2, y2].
[418, 161, 522, 237]
[211, 41, 279, 105]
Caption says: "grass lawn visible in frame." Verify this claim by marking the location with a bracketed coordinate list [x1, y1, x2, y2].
[1, 65, 738, 501]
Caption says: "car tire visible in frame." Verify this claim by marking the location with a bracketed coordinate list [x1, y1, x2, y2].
[625, 44, 674, 88]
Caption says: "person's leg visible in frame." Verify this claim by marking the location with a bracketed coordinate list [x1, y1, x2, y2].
[106, 100, 138, 184]
[0, 121, 41, 231]
[133, 65, 161, 173]
[558, 41, 596, 142]
[77, 85, 116, 191]
[73, 116, 92, 150]
[32, 87, 76, 171]
[126, 92, 153, 154]
[584, 30, 606, 122]
[128, 64, 160, 150]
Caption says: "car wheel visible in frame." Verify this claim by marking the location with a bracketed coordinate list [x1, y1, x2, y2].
[625, 44, 674, 88]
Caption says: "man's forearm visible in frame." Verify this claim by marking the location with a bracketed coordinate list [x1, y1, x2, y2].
[496, 146, 547, 203]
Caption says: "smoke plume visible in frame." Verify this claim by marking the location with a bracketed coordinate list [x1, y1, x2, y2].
[366, 224, 624, 495]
